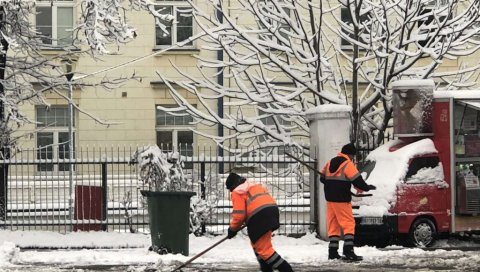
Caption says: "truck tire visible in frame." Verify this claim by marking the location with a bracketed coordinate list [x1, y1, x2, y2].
[409, 218, 436, 247]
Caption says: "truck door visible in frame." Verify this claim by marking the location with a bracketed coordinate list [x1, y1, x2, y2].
[396, 155, 450, 233]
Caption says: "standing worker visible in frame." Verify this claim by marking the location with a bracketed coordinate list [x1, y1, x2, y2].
[320, 143, 376, 261]
[226, 172, 294, 272]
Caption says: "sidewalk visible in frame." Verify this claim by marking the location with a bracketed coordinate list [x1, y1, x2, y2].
[0, 230, 479, 271]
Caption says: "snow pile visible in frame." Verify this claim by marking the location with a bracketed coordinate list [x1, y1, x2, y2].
[355, 138, 438, 216]
[0, 242, 18, 267]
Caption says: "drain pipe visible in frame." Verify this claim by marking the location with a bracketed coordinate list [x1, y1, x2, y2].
[217, 1, 224, 173]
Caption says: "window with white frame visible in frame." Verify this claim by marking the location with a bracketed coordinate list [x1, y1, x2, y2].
[257, 1, 291, 46]
[155, 1, 193, 47]
[340, 7, 371, 49]
[156, 105, 194, 164]
[417, 0, 449, 47]
[36, 106, 75, 172]
[472, 21, 480, 41]
[257, 104, 291, 168]
[36, 0, 74, 46]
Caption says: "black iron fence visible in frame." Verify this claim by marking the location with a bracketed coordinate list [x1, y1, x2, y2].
[0, 146, 315, 236]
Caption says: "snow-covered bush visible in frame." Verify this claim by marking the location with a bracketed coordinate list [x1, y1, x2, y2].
[130, 145, 189, 192]
[190, 195, 216, 236]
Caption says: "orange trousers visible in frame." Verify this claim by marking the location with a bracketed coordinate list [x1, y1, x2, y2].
[251, 230, 275, 260]
[327, 202, 355, 237]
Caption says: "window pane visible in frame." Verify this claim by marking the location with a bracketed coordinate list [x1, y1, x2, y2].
[166, 115, 174, 125]
[176, 7, 192, 44]
[37, 132, 53, 171]
[177, 26, 192, 44]
[178, 133, 193, 156]
[37, 7, 53, 44]
[37, 107, 47, 127]
[36, 106, 71, 127]
[156, 25, 172, 45]
[405, 157, 440, 179]
[58, 132, 70, 159]
[156, 6, 173, 46]
[58, 132, 74, 171]
[156, 108, 167, 126]
[279, 8, 291, 42]
[156, 105, 192, 126]
[157, 131, 173, 151]
[178, 130, 193, 168]
[340, 8, 369, 47]
[54, 107, 69, 127]
[57, 7, 73, 46]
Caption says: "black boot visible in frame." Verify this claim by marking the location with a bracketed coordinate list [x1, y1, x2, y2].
[276, 259, 293, 272]
[257, 258, 273, 272]
[328, 247, 342, 260]
[343, 245, 363, 262]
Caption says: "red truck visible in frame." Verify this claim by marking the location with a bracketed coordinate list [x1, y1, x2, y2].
[354, 79, 480, 247]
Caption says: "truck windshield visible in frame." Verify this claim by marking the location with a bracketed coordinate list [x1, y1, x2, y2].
[359, 160, 376, 180]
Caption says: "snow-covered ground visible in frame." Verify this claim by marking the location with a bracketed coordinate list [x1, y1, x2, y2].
[0, 230, 479, 271]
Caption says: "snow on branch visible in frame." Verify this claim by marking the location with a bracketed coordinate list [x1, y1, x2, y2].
[152, 0, 480, 152]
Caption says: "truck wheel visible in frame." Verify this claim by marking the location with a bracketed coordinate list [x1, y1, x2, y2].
[409, 218, 436, 247]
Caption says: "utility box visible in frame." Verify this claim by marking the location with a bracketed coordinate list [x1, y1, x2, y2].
[74, 185, 104, 231]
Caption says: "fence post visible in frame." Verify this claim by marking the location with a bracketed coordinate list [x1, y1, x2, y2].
[312, 158, 319, 231]
[101, 162, 108, 231]
[0, 146, 8, 224]
[200, 162, 206, 234]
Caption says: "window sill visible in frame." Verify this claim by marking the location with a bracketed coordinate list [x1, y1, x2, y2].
[39, 47, 81, 54]
[152, 47, 200, 55]
[150, 80, 181, 88]
[340, 45, 368, 52]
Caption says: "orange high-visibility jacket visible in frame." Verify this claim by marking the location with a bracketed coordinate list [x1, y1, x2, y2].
[229, 181, 280, 243]
[320, 152, 370, 202]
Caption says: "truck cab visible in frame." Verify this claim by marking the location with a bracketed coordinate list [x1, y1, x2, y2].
[354, 80, 480, 247]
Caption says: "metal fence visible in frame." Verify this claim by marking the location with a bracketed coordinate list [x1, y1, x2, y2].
[0, 146, 315, 236]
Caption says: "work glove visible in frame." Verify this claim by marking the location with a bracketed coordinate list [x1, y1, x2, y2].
[227, 228, 238, 239]
[368, 185, 376, 191]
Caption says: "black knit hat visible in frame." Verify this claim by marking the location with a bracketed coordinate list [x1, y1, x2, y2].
[341, 143, 357, 155]
[226, 172, 246, 191]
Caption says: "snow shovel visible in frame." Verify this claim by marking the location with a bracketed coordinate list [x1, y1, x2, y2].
[285, 152, 373, 198]
[171, 236, 228, 271]
[171, 225, 247, 271]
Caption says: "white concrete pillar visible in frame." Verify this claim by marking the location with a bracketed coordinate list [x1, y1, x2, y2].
[307, 105, 352, 239]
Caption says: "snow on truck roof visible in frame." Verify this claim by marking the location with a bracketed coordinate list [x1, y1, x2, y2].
[391, 79, 435, 89]
[390, 79, 480, 99]
[354, 138, 438, 217]
[434, 90, 480, 99]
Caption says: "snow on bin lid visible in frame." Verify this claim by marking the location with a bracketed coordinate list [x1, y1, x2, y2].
[391, 79, 435, 90]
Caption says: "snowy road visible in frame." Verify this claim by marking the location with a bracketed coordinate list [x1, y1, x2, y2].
[1, 247, 479, 272]
[0, 231, 479, 271]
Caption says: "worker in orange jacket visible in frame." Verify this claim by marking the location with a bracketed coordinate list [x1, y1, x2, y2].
[226, 173, 293, 272]
[320, 143, 376, 261]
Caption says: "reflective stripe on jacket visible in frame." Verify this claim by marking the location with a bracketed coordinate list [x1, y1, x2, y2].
[320, 152, 370, 202]
[229, 181, 280, 243]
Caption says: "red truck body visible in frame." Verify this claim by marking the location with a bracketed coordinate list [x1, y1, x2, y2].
[354, 85, 480, 247]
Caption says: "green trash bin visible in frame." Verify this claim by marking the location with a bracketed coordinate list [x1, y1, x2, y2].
[141, 190, 196, 256]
